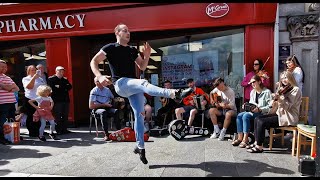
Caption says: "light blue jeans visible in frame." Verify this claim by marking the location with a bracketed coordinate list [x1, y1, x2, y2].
[114, 77, 173, 149]
[236, 111, 261, 133]
[39, 118, 56, 136]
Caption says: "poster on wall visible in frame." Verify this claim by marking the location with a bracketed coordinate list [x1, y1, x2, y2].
[192, 50, 219, 86]
[162, 53, 193, 88]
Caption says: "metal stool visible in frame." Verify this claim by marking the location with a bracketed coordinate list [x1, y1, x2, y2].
[89, 109, 113, 137]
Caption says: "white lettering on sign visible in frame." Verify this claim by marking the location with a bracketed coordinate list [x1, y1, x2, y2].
[0, 13, 86, 34]
[206, 3, 229, 18]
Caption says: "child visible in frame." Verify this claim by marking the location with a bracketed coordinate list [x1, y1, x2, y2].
[28, 85, 58, 141]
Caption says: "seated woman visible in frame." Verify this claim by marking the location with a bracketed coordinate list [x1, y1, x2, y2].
[232, 75, 272, 148]
[247, 70, 302, 153]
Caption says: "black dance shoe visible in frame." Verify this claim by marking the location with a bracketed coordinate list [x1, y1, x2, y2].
[133, 147, 148, 164]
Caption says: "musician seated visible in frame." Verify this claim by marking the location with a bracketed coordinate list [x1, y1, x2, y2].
[155, 80, 177, 128]
[175, 78, 209, 127]
[89, 77, 122, 141]
[208, 77, 237, 141]
[247, 71, 301, 153]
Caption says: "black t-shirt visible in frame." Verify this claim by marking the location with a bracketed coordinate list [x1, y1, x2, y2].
[101, 42, 139, 81]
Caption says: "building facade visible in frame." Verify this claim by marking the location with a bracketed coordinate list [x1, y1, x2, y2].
[278, 3, 319, 125]
[0, 3, 277, 125]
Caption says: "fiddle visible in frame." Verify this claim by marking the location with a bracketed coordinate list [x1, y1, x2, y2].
[257, 56, 270, 79]
[273, 82, 293, 101]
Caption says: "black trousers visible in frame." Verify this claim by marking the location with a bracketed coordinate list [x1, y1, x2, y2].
[254, 114, 279, 146]
[20, 97, 40, 137]
[53, 102, 70, 134]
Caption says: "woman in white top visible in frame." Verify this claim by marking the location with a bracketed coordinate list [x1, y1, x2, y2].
[285, 55, 304, 92]
[20, 65, 46, 137]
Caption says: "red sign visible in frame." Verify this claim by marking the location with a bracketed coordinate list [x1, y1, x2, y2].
[206, 3, 229, 18]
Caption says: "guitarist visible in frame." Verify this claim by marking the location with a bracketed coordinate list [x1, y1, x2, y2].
[155, 80, 177, 128]
[175, 78, 209, 127]
[208, 77, 237, 141]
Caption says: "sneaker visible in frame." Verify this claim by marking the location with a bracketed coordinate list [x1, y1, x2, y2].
[210, 131, 220, 139]
[180, 88, 194, 98]
[133, 147, 148, 164]
[170, 89, 180, 99]
[144, 122, 150, 133]
[103, 135, 111, 142]
[218, 130, 226, 141]
[38, 136, 46, 142]
[49, 133, 59, 140]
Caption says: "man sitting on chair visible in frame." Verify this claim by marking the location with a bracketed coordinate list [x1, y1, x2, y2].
[89, 77, 120, 141]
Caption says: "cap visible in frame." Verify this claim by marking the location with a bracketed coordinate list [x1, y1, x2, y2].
[55, 66, 65, 71]
[186, 78, 194, 84]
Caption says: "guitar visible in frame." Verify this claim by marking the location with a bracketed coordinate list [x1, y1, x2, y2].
[210, 92, 222, 109]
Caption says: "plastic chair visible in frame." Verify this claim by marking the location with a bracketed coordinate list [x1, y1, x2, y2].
[269, 96, 309, 156]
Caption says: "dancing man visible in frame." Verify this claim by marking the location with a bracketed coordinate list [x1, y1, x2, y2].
[90, 23, 183, 164]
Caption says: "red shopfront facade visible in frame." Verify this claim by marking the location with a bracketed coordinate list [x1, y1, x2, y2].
[0, 3, 277, 125]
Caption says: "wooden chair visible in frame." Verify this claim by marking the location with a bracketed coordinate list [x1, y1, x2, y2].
[296, 124, 316, 158]
[269, 96, 309, 156]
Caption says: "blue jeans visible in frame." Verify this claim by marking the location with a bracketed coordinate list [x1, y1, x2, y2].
[236, 111, 261, 133]
[114, 78, 173, 149]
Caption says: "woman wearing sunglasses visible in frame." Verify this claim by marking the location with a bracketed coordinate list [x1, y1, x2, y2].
[247, 71, 301, 153]
[232, 75, 272, 148]
[241, 59, 270, 102]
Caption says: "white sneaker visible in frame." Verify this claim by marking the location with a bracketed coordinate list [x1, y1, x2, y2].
[210, 130, 220, 139]
[218, 130, 226, 141]
[144, 123, 150, 133]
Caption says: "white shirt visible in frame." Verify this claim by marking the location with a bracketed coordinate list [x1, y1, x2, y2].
[22, 75, 46, 99]
[292, 67, 303, 92]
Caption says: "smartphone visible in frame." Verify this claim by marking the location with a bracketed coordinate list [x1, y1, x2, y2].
[36, 70, 41, 75]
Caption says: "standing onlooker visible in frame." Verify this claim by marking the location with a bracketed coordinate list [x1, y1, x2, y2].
[21, 65, 46, 137]
[48, 66, 72, 135]
[285, 55, 304, 92]
[36, 64, 49, 84]
[28, 85, 58, 141]
[0, 60, 20, 144]
[241, 59, 270, 102]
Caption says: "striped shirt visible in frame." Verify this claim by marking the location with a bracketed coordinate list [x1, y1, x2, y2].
[0, 74, 16, 104]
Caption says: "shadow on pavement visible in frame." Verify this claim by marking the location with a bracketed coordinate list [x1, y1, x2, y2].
[149, 159, 295, 177]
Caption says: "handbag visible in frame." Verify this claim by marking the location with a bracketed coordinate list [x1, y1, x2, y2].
[3, 118, 20, 144]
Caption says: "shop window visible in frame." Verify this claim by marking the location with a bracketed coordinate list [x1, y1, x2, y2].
[147, 28, 244, 98]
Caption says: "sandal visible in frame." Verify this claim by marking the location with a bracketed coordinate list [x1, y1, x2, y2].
[247, 147, 263, 153]
[231, 139, 242, 146]
[246, 144, 256, 149]
[239, 142, 249, 148]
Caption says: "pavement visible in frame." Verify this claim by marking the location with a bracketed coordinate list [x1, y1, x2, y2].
[0, 126, 304, 177]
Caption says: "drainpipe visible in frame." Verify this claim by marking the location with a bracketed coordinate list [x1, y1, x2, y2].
[273, 3, 279, 92]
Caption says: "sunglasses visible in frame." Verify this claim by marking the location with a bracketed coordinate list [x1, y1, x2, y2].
[253, 64, 260, 66]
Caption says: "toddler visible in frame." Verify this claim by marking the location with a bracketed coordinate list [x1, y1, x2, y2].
[28, 85, 58, 141]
